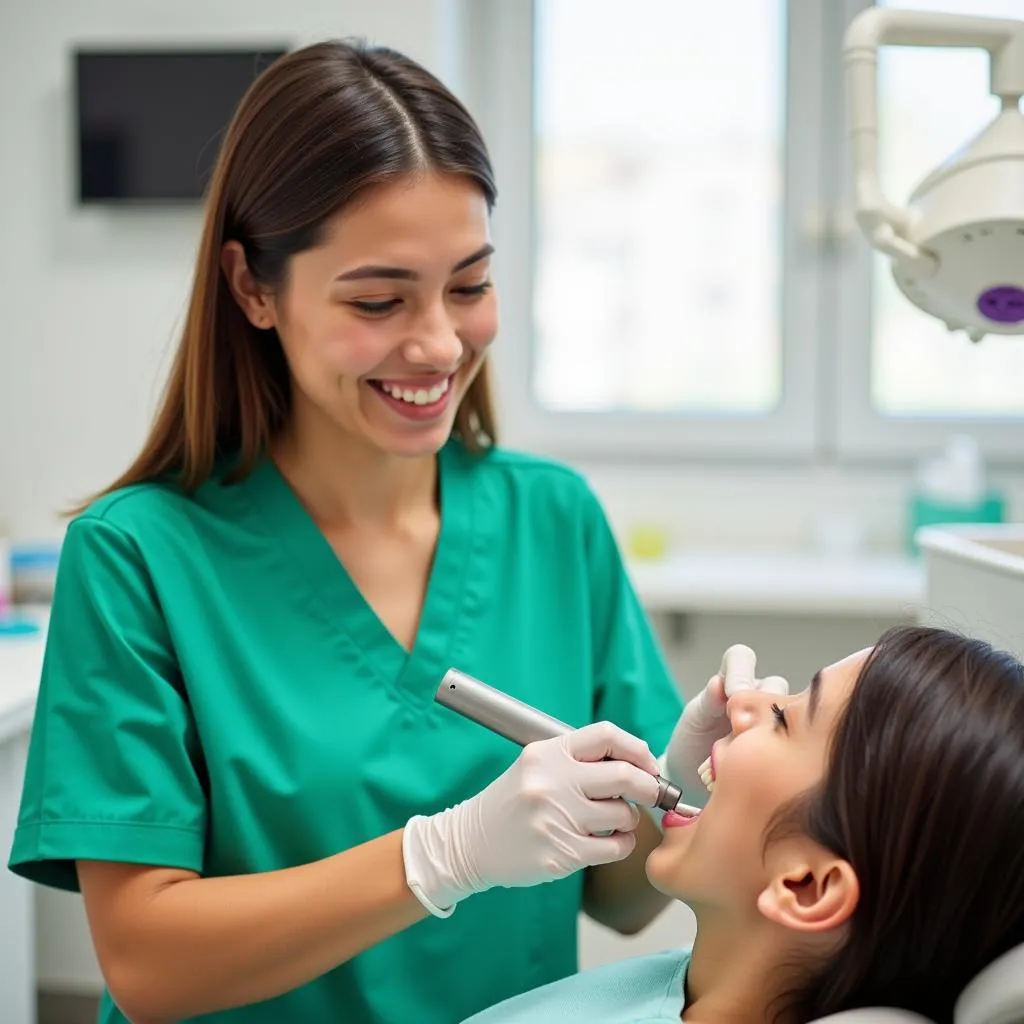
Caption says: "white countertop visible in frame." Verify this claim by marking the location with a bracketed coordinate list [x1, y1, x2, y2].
[627, 551, 924, 617]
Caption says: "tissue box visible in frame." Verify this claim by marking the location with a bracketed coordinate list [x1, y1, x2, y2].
[906, 490, 1005, 556]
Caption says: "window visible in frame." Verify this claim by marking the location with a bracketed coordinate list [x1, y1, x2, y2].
[533, 0, 784, 417]
[470, 0, 1024, 462]
[474, 0, 824, 458]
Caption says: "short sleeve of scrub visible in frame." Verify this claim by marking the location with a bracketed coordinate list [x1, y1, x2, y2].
[579, 487, 682, 757]
[9, 512, 207, 892]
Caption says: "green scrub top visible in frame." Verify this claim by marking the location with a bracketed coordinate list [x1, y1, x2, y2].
[9, 441, 682, 1024]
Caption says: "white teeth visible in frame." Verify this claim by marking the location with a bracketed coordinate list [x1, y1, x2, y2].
[379, 379, 449, 405]
[698, 756, 715, 794]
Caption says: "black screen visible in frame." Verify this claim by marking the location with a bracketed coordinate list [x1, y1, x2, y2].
[75, 48, 288, 203]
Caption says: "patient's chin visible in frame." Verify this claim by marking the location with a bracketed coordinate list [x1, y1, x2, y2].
[645, 843, 688, 899]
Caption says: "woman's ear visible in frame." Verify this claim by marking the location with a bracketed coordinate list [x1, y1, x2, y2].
[757, 844, 859, 933]
[221, 241, 277, 330]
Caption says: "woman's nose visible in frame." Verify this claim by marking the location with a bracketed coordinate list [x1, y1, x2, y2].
[405, 307, 464, 367]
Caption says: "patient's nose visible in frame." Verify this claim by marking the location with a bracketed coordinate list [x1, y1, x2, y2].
[726, 689, 772, 734]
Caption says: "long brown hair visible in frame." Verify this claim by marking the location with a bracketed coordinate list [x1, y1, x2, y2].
[771, 626, 1024, 1023]
[79, 39, 498, 510]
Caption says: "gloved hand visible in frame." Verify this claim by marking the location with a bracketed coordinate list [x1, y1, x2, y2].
[403, 721, 660, 917]
[659, 644, 788, 808]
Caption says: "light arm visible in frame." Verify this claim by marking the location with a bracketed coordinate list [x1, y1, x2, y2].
[842, 8, 1024, 273]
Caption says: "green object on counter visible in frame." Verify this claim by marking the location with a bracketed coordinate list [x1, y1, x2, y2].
[907, 490, 1006, 555]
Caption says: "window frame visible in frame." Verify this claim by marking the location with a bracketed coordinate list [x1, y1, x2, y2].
[467, 0, 830, 460]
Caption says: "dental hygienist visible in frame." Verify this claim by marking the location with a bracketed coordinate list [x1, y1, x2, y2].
[8, 40, 784, 1024]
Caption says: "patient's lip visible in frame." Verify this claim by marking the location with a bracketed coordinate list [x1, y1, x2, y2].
[663, 809, 699, 828]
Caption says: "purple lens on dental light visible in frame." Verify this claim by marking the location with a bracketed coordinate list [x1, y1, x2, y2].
[977, 286, 1024, 324]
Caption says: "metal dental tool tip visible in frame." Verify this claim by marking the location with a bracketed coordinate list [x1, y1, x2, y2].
[435, 668, 702, 817]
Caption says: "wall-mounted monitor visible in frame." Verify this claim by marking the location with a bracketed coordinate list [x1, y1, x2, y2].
[74, 47, 288, 203]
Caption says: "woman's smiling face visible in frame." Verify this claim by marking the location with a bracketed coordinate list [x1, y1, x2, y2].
[646, 649, 869, 910]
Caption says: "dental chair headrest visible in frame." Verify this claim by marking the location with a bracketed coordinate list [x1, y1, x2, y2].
[955, 941, 1024, 1024]
[811, 1011, 932, 1022]
[807, 941, 1024, 1024]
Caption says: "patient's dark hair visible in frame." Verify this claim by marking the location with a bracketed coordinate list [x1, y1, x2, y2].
[772, 625, 1024, 1024]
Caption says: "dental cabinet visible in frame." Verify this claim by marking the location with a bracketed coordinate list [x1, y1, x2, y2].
[0, 624, 44, 1024]
[918, 525, 1024, 660]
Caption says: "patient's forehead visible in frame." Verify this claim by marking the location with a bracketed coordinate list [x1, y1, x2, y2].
[815, 649, 870, 724]
[832, 648, 871, 674]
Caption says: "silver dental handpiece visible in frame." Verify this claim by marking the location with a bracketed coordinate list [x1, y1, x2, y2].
[435, 668, 700, 817]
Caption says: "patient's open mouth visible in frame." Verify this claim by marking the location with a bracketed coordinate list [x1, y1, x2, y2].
[664, 749, 717, 828]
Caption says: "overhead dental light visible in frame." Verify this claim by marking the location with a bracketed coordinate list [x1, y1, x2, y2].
[843, 8, 1024, 342]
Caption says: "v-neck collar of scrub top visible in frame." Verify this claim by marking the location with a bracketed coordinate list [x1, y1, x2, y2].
[240, 440, 478, 710]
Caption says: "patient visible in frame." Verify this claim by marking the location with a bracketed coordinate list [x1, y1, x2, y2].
[463, 625, 1024, 1023]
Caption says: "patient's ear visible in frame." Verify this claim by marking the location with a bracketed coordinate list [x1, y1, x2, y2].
[757, 842, 859, 933]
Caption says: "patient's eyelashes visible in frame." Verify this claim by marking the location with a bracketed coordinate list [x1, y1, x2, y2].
[771, 702, 788, 732]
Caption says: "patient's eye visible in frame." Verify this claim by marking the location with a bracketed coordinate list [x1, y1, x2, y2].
[771, 702, 788, 732]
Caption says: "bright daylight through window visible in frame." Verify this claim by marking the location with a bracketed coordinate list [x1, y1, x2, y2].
[532, 0, 785, 416]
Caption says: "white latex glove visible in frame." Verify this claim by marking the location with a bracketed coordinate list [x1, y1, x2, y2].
[660, 644, 789, 807]
[403, 721, 660, 917]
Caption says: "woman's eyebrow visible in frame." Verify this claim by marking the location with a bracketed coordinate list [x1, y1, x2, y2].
[808, 670, 823, 725]
[334, 243, 495, 282]
[452, 243, 495, 272]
